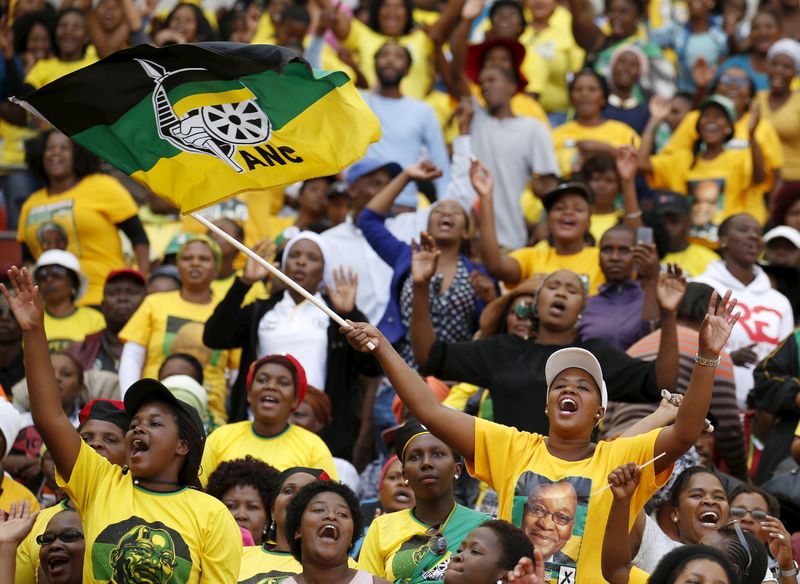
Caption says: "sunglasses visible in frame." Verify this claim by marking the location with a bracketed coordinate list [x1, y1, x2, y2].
[513, 301, 535, 320]
[526, 503, 574, 527]
[424, 527, 448, 556]
[36, 529, 84, 546]
[34, 265, 70, 281]
[729, 507, 768, 521]
[719, 75, 750, 88]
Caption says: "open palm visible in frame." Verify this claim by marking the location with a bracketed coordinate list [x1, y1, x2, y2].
[329, 266, 358, 313]
[698, 289, 739, 357]
[656, 264, 687, 312]
[411, 232, 441, 286]
[0, 500, 37, 545]
[0, 266, 44, 332]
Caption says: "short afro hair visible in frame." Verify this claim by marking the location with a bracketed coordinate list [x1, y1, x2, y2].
[480, 520, 534, 572]
[284, 481, 364, 563]
[205, 455, 280, 525]
[25, 129, 101, 186]
[649, 544, 738, 584]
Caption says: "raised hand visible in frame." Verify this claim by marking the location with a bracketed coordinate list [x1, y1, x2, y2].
[0, 500, 37, 546]
[469, 270, 497, 303]
[462, 0, 485, 21]
[411, 232, 441, 286]
[698, 289, 740, 358]
[469, 159, 494, 200]
[762, 516, 794, 569]
[656, 264, 687, 313]
[406, 160, 443, 183]
[607, 463, 641, 501]
[0, 267, 44, 333]
[633, 243, 660, 284]
[455, 97, 474, 135]
[747, 101, 760, 137]
[241, 239, 276, 285]
[341, 320, 383, 354]
[507, 552, 545, 584]
[616, 145, 639, 182]
[328, 266, 358, 313]
[648, 95, 672, 121]
[729, 342, 759, 367]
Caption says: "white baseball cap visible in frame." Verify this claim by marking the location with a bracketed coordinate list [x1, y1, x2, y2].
[545, 347, 608, 408]
[33, 249, 89, 302]
[764, 226, 800, 249]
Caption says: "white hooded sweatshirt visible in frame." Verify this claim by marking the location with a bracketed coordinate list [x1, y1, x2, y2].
[694, 260, 795, 406]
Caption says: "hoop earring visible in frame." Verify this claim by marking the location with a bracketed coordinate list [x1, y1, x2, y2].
[266, 520, 277, 542]
[121, 465, 129, 475]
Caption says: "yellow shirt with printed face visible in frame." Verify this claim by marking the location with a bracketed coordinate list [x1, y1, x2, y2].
[551, 121, 641, 179]
[647, 147, 764, 225]
[119, 290, 235, 426]
[508, 244, 605, 295]
[467, 419, 672, 584]
[341, 19, 434, 99]
[44, 307, 106, 352]
[17, 175, 140, 307]
[57, 441, 241, 584]
[662, 244, 719, 277]
[200, 422, 338, 487]
[238, 546, 359, 582]
[15, 500, 70, 584]
[519, 6, 585, 114]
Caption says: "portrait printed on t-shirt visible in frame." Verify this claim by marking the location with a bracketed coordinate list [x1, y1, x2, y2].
[687, 178, 725, 243]
[91, 517, 192, 582]
[512, 473, 592, 584]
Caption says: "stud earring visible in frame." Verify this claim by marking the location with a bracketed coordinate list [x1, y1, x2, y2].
[121, 465, 129, 475]
[454, 474, 459, 479]
[672, 515, 678, 523]
[404, 479, 409, 485]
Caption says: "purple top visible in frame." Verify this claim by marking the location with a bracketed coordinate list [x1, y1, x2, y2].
[578, 280, 652, 351]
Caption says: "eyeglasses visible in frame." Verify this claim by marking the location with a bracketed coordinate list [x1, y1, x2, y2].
[513, 301, 535, 321]
[424, 527, 448, 556]
[719, 75, 750, 88]
[34, 265, 70, 281]
[729, 507, 769, 521]
[724, 519, 752, 579]
[36, 530, 84, 546]
[526, 503, 574, 526]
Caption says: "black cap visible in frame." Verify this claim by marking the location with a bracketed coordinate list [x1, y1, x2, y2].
[393, 420, 431, 461]
[124, 378, 205, 440]
[541, 183, 594, 212]
[147, 265, 181, 286]
[653, 191, 691, 216]
[79, 399, 129, 434]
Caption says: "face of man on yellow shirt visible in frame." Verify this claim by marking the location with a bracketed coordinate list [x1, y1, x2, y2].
[521, 481, 578, 559]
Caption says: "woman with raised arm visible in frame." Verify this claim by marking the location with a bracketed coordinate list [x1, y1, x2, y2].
[342, 284, 739, 584]
[1, 266, 241, 583]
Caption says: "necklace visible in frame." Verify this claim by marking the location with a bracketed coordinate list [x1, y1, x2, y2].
[132, 476, 182, 487]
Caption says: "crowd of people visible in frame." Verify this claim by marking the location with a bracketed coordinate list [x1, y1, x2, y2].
[0, 0, 799, 581]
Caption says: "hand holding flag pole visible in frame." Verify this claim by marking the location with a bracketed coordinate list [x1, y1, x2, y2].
[193, 213, 376, 351]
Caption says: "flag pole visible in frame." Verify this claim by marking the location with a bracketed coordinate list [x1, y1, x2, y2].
[192, 213, 375, 351]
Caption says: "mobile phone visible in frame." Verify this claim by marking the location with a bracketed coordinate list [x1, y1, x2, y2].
[636, 227, 654, 245]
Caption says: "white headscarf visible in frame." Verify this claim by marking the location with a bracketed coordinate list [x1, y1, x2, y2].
[281, 231, 333, 291]
[767, 38, 800, 73]
[0, 399, 22, 458]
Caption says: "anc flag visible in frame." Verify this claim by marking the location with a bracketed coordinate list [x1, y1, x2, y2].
[12, 43, 381, 214]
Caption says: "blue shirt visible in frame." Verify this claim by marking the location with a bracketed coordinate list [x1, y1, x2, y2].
[362, 93, 450, 208]
[578, 280, 652, 350]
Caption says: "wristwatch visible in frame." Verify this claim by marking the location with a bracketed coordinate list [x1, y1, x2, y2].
[780, 562, 799, 578]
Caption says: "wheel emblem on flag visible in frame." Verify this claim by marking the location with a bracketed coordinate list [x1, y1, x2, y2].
[136, 58, 271, 173]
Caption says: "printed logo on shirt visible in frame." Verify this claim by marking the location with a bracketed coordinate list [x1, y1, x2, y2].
[91, 517, 192, 583]
[511, 473, 592, 584]
[391, 532, 452, 582]
[26, 199, 83, 255]
[238, 571, 295, 584]
[687, 178, 725, 243]
[163, 315, 224, 368]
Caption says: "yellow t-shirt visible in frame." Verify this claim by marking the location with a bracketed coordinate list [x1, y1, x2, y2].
[25, 48, 98, 89]
[0, 474, 40, 515]
[589, 211, 622, 244]
[57, 441, 241, 584]
[200, 422, 338, 487]
[17, 174, 140, 306]
[238, 546, 359, 582]
[210, 273, 269, 307]
[630, 566, 650, 584]
[648, 148, 765, 225]
[359, 505, 487, 582]
[662, 244, 719, 277]
[520, 6, 585, 114]
[15, 500, 70, 584]
[0, 121, 36, 167]
[552, 120, 640, 178]
[661, 109, 784, 194]
[508, 245, 605, 294]
[119, 290, 235, 426]
[44, 307, 106, 352]
[757, 91, 800, 181]
[468, 418, 672, 584]
[342, 19, 433, 99]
